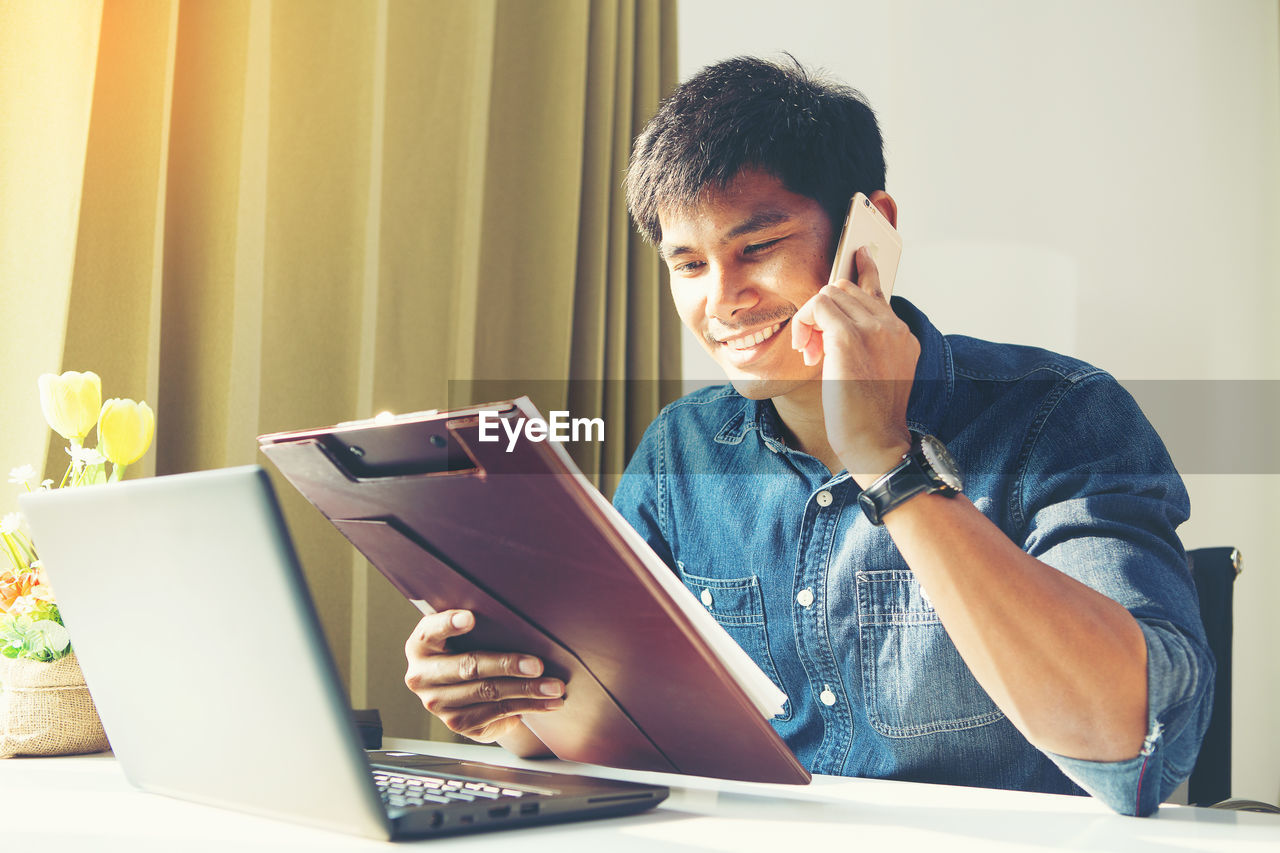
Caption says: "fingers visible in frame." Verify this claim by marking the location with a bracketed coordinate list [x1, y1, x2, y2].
[404, 610, 556, 688]
[405, 660, 565, 741]
[791, 306, 813, 352]
[403, 610, 566, 741]
[435, 695, 565, 741]
[852, 246, 884, 300]
[422, 673, 565, 710]
[791, 301, 820, 365]
[794, 247, 888, 361]
[825, 248, 884, 311]
[792, 284, 866, 364]
[802, 329, 824, 367]
[418, 646, 554, 687]
[405, 609, 476, 657]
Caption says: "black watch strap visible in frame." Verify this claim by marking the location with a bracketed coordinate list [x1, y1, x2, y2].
[856, 455, 932, 526]
[857, 434, 962, 526]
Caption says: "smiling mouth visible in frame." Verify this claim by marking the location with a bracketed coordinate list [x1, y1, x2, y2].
[716, 320, 787, 351]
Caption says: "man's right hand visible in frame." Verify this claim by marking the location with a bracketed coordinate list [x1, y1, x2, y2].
[403, 609, 565, 745]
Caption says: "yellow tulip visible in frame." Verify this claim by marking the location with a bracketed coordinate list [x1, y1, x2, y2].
[38, 371, 102, 443]
[98, 398, 156, 469]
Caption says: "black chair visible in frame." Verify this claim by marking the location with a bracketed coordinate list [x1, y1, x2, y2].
[1183, 548, 1278, 813]
[1184, 546, 1240, 806]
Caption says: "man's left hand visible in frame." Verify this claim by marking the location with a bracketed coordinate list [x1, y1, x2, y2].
[790, 246, 919, 483]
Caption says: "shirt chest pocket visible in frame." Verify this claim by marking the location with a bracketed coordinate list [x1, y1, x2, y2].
[678, 566, 792, 722]
[856, 570, 1004, 738]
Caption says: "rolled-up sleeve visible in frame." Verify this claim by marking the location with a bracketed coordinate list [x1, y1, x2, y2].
[1018, 373, 1214, 816]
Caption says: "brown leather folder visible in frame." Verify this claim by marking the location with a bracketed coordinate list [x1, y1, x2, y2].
[259, 398, 811, 785]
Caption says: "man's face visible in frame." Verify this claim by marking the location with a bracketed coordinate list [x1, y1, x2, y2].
[658, 168, 835, 400]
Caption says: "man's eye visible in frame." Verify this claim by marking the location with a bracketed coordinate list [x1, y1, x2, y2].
[744, 238, 783, 255]
[674, 260, 705, 273]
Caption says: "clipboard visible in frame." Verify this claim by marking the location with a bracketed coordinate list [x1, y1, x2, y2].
[259, 398, 811, 785]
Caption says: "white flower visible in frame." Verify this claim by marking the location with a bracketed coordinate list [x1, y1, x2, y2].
[10, 595, 37, 615]
[38, 371, 101, 443]
[66, 445, 106, 466]
[29, 620, 70, 654]
[0, 513, 20, 535]
[8, 465, 36, 484]
[40, 480, 53, 490]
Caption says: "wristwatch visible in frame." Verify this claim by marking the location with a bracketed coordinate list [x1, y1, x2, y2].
[857, 433, 963, 526]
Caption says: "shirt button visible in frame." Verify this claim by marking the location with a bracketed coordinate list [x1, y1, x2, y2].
[815, 490, 834, 507]
[700, 589, 713, 608]
[819, 686, 837, 706]
[796, 588, 814, 608]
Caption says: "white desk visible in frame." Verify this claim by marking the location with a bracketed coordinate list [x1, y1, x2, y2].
[2, 737, 1275, 851]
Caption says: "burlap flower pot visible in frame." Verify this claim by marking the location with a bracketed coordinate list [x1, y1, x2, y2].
[0, 651, 110, 758]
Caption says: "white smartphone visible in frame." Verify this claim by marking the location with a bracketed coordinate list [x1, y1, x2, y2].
[828, 192, 902, 298]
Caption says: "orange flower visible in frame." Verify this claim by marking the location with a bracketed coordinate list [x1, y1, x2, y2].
[31, 563, 55, 602]
[0, 569, 40, 613]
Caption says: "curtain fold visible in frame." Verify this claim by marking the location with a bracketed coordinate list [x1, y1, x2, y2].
[0, 0, 104, 486]
[0, 0, 679, 741]
[61, 0, 176, 483]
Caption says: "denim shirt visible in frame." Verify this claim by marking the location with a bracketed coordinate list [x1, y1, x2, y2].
[612, 297, 1213, 817]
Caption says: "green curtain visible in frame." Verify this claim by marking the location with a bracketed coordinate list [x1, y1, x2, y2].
[0, 0, 680, 740]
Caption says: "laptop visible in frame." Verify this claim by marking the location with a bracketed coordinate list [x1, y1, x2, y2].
[19, 466, 668, 840]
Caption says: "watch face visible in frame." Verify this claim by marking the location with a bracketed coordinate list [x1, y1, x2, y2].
[919, 435, 963, 492]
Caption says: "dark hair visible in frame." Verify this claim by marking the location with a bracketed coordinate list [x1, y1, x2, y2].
[625, 55, 886, 245]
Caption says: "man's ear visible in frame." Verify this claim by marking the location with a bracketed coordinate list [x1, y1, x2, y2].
[868, 191, 898, 230]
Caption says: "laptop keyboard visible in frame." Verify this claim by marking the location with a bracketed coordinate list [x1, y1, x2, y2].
[373, 770, 533, 809]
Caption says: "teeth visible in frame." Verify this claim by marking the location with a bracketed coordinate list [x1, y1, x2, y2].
[728, 322, 782, 350]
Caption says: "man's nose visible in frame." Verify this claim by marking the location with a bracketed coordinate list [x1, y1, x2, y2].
[705, 265, 758, 323]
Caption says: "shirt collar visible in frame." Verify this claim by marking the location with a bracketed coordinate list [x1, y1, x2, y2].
[712, 396, 788, 450]
[711, 297, 954, 447]
[896, 296, 954, 436]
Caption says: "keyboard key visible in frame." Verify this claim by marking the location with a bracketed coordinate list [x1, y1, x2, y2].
[373, 768, 538, 808]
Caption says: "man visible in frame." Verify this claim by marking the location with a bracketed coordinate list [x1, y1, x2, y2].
[404, 56, 1212, 816]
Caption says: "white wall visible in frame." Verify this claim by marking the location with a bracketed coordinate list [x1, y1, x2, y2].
[679, 0, 1280, 803]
